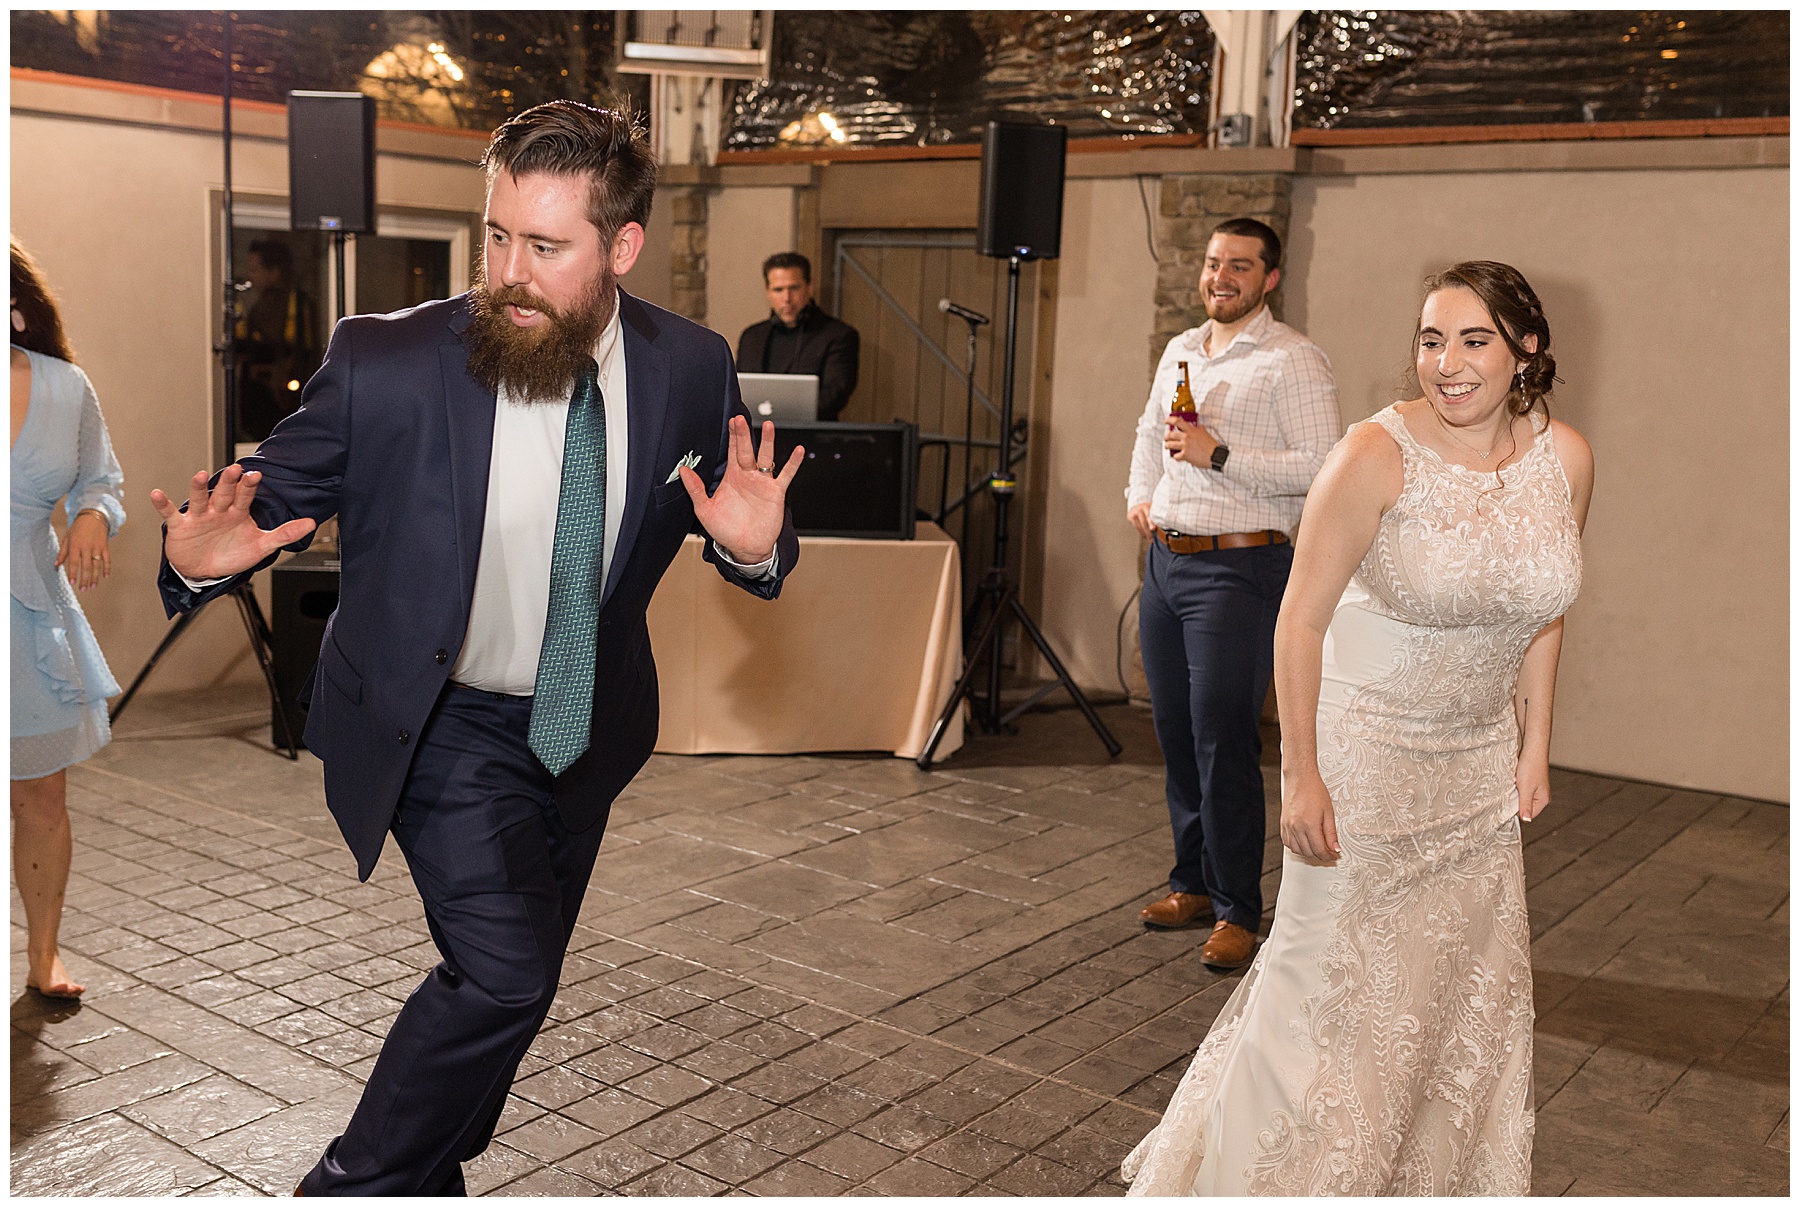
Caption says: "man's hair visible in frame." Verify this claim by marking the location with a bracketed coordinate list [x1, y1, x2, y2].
[480, 100, 656, 239]
[9, 235, 77, 364]
[762, 252, 811, 284]
[1210, 218, 1281, 273]
[248, 238, 293, 279]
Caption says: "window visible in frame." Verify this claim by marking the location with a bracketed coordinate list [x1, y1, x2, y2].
[223, 202, 470, 457]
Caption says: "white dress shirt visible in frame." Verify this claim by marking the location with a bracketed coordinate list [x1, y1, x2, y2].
[453, 299, 776, 694]
[1125, 305, 1342, 537]
[450, 304, 634, 693]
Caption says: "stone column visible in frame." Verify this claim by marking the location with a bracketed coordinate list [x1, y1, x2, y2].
[1150, 173, 1293, 376]
[665, 184, 708, 323]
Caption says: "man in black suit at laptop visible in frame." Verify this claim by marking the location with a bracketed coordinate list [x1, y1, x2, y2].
[735, 252, 859, 420]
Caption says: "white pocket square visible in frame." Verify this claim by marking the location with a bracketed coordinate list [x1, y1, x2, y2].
[664, 451, 701, 484]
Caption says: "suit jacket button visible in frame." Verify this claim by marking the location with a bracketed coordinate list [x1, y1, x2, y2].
[398, 729, 410, 745]
[434, 649, 448, 665]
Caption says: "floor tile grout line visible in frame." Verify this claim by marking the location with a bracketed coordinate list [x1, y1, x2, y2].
[489, 892, 1197, 1189]
[567, 919, 1183, 1120]
[1531, 793, 1733, 946]
[35, 854, 419, 1149]
[9, 992, 289, 1194]
[1525, 783, 1666, 865]
[69, 762, 333, 851]
[108, 708, 272, 741]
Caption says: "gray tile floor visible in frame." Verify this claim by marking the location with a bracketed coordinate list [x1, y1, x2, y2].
[11, 685, 1788, 1195]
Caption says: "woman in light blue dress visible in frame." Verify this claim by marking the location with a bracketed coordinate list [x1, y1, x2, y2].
[11, 237, 125, 999]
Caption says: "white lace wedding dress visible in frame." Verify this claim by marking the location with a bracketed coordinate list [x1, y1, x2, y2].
[1123, 405, 1583, 1195]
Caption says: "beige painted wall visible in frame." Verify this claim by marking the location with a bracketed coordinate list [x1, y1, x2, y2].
[1039, 177, 1159, 694]
[12, 107, 485, 698]
[1283, 167, 1787, 801]
[703, 185, 795, 350]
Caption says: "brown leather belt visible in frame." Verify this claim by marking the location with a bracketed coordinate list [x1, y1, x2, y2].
[1153, 527, 1290, 555]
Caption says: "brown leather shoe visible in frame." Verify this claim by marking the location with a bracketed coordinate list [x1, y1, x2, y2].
[1139, 891, 1212, 929]
[1200, 920, 1256, 970]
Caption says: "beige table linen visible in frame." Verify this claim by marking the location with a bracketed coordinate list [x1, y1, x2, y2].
[647, 521, 964, 759]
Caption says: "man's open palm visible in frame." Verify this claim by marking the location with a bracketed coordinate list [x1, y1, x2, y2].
[679, 416, 802, 565]
[150, 465, 316, 581]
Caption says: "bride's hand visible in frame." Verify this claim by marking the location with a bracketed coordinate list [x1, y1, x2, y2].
[1516, 751, 1552, 823]
[1281, 768, 1341, 865]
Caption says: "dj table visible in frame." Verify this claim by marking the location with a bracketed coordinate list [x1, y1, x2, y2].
[647, 522, 964, 760]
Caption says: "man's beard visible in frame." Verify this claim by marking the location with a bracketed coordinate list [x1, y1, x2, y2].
[1203, 282, 1265, 325]
[465, 261, 615, 401]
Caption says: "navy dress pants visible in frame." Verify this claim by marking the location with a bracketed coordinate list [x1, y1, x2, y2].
[1138, 538, 1292, 932]
[300, 685, 608, 1196]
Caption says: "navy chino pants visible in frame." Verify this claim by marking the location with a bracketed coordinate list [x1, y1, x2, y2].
[1138, 537, 1292, 932]
[301, 684, 607, 1196]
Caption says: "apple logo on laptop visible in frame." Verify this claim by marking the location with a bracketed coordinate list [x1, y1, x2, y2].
[757, 401, 774, 416]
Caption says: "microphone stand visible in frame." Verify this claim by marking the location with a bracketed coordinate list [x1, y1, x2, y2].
[917, 256, 1121, 768]
[109, 11, 299, 760]
[949, 308, 980, 552]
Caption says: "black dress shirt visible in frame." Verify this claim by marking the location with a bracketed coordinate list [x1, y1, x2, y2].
[735, 302, 860, 420]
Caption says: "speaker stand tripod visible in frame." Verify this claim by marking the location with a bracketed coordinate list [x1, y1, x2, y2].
[107, 14, 296, 760]
[916, 255, 1122, 769]
[109, 582, 300, 760]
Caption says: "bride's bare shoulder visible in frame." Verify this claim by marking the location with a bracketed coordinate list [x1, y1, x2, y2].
[1312, 413, 1404, 512]
[1545, 416, 1592, 471]
[1339, 412, 1405, 466]
[1545, 416, 1594, 522]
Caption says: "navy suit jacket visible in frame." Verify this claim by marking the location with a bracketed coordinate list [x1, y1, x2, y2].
[159, 290, 799, 880]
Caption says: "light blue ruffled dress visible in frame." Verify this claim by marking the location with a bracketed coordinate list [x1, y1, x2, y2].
[11, 346, 125, 779]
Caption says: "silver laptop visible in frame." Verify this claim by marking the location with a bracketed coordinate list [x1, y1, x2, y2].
[738, 372, 819, 422]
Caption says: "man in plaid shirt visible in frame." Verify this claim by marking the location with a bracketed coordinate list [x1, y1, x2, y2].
[1124, 218, 1342, 970]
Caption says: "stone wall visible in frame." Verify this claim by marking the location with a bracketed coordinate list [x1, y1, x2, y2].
[664, 184, 708, 322]
[1151, 173, 1293, 375]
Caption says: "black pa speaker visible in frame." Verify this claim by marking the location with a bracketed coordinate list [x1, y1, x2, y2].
[288, 92, 377, 234]
[772, 421, 918, 540]
[269, 549, 341, 748]
[976, 121, 1068, 261]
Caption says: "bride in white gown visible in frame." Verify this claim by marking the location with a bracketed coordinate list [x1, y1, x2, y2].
[1124, 261, 1593, 1195]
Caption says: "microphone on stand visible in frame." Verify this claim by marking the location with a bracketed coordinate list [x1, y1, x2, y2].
[938, 298, 991, 326]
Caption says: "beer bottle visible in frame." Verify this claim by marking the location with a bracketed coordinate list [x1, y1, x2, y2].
[1169, 361, 1198, 425]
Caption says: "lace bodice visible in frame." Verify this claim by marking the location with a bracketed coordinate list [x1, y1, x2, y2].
[1355, 404, 1582, 634]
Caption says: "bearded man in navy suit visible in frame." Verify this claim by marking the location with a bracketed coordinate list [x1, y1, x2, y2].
[153, 101, 803, 1196]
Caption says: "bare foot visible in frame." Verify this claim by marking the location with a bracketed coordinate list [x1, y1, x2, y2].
[25, 951, 84, 999]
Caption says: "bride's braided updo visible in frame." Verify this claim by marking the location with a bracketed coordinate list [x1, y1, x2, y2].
[1420, 261, 1557, 417]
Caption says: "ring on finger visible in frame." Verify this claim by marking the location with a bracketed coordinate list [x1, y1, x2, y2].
[755, 465, 774, 475]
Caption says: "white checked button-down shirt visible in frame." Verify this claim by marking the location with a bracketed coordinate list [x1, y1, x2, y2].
[1126, 305, 1342, 537]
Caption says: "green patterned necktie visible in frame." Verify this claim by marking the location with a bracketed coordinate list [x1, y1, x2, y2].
[528, 359, 606, 776]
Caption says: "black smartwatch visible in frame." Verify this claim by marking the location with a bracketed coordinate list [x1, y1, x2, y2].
[1209, 443, 1231, 472]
